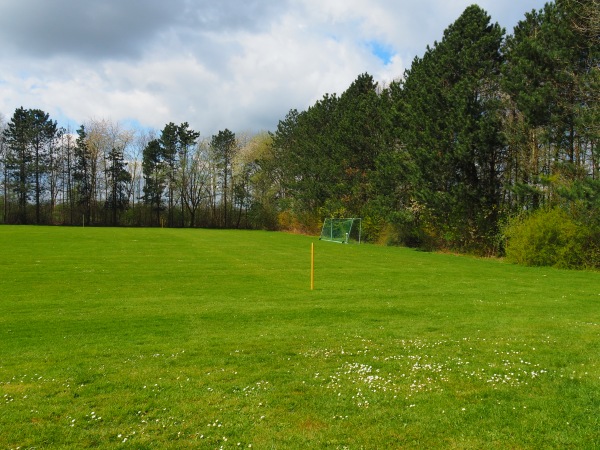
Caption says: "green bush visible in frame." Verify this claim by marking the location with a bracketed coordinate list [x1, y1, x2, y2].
[503, 208, 586, 269]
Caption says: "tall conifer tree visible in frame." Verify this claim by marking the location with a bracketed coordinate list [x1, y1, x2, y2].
[400, 5, 504, 251]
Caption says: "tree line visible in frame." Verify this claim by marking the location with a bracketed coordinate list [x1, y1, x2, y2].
[1, 1, 598, 260]
[0, 112, 274, 229]
[270, 0, 598, 259]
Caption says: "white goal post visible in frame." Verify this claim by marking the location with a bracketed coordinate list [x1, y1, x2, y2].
[319, 218, 362, 244]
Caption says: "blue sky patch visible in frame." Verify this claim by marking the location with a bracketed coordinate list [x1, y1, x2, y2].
[368, 40, 395, 65]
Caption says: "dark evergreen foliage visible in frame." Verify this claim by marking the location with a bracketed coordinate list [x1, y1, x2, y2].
[105, 146, 131, 225]
[210, 129, 237, 228]
[399, 5, 505, 251]
[142, 139, 165, 226]
[73, 125, 93, 225]
[2, 107, 57, 224]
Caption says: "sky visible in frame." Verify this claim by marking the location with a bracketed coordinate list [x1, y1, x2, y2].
[0, 0, 549, 137]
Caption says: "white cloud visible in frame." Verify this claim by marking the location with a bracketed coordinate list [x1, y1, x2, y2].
[0, 0, 549, 136]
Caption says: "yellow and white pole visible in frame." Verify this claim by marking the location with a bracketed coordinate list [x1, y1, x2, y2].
[310, 242, 315, 290]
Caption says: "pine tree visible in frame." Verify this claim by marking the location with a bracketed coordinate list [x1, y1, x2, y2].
[400, 5, 505, 251]
[159, 122, 179, 227]
[28, 109, 57, 224]
[503, 0, 599, 205]
[73, 125, 93, 225]
[176, 123, 201, 227]
[210, 129, 237, 227]
[142, 139, 166, 226]
[105, 146, 131, 225]
[3, 107, 31, 224]
[335, 73, 391, 217]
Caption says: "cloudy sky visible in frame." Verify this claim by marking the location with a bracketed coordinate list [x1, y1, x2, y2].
[0, 0, 548, 136]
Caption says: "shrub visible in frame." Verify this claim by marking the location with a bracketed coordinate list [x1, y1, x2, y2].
[503, 208, 586, 269]
[277, 210, 320, 235]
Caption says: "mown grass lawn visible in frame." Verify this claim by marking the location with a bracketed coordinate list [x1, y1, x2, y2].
[1, 226, 599, 449]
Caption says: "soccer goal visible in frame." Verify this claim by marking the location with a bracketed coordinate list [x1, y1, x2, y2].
[319, 218, 362, 244]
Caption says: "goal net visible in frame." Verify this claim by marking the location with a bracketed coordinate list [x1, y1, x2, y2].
[319, 218, 362, 244]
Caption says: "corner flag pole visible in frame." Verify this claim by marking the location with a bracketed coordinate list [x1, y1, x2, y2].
[310, 243, 315, 291]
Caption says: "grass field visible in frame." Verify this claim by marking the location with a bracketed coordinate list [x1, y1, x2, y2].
[1, 226, 599, 449]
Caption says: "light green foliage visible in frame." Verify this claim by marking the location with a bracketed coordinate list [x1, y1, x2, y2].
[237, 132, 279, 230]
[503, 208, 584, 268]
[1, 227, 600, 448]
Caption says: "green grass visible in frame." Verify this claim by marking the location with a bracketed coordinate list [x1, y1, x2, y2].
[1, 226, 599, 449]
